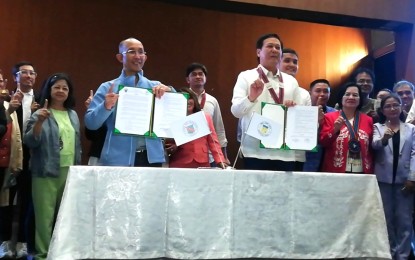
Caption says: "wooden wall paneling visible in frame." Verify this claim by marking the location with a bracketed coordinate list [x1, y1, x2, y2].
[0, 0, 370, 165]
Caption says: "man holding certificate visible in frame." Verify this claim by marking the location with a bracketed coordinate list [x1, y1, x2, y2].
[85, 37, 173, 167]
[231, 33, 307, 171]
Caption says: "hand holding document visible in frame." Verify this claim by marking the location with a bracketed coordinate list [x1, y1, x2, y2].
[115, 87, 152, 135]
[114, 86, 187, 137]
[153, 93, 188, 137]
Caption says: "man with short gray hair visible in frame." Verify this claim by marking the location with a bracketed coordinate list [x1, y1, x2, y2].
[394, 80, 415, 121]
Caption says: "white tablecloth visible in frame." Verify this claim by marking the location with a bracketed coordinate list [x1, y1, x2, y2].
[48, 166, 391, 259]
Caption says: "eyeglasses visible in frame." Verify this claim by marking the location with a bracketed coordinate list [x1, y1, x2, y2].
[16, 70, 37, 77]
[357, 79, 373, 84]
[397, 90, 413, 96]
[383, 104, 401, 110]
[121, 50, 147, 56]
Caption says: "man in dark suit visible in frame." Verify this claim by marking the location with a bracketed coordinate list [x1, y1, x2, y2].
[5, 61, 40, 258]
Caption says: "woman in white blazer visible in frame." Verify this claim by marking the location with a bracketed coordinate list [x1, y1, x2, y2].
[372, 93, 415, 260]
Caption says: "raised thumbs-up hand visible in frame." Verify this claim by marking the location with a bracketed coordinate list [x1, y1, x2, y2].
[84, 89, 94, 109]
[104, 83, 119, 110]
[15, 83, 24, 102]
[32, 99, 51, 137]
[12, 90, 23, 103]
[37, 99, 50, 122]
[7, 91, 23, 114]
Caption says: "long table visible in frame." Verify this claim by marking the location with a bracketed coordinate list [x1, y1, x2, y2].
[48, 166, 391, 259]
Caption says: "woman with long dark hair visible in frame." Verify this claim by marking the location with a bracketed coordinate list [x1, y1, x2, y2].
[24, 73, 81, 260]
[373, 93, 415, 260]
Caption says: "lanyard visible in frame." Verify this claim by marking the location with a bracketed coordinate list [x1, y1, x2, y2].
[341, 110, 360, 140]
[257, 67, 284, 104]
[199, 92, 206, 109]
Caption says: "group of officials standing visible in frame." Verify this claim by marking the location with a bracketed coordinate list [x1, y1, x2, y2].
[0, 32, 414, 260]
[0, 66, 80, 260]
[85, 34, 415, 260]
